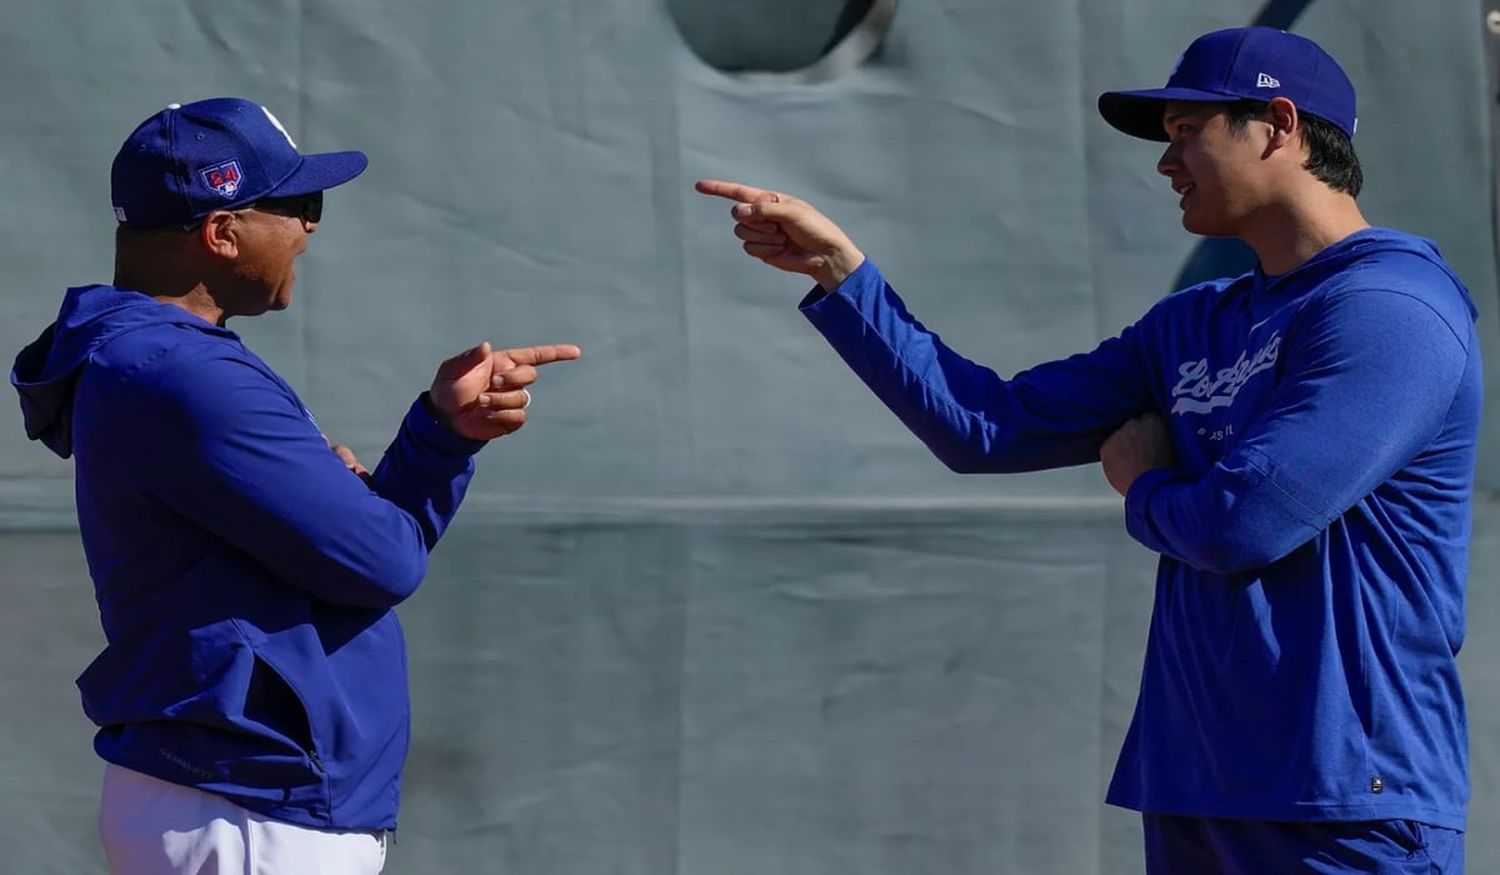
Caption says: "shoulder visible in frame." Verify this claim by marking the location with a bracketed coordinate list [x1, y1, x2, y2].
[1320, 265, 1475, 349]
[1325, 231, 1474, 320]
[1301, 285, 1474, 363]
[87, 325, 291, 415]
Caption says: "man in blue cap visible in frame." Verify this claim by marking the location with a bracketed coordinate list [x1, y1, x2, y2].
[11, 98, 580, 873]
[699, 27, 1476, 872]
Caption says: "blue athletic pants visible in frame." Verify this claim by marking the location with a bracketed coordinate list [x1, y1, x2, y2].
[1143, 813, 1464, 874]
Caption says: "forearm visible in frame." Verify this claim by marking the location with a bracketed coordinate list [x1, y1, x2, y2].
[368, 395, 485, 549]
[1124, 453, 1322, 575]
[801, 261, 1142, 473]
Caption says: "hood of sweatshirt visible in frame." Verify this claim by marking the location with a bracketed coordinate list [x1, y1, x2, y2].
[1257, 226, 1478, 322]
[11, 285, 234, 458]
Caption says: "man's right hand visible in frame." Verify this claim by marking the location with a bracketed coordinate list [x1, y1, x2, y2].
[694, 180, 866, 291]
[428, 341, 581, 441]
[1100, 413, 1177, 497]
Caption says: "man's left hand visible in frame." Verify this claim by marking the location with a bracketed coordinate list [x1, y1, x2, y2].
[329, 442, 371, 484]
[1100, 413, 1177, 497]
[428, 341, 582, 441]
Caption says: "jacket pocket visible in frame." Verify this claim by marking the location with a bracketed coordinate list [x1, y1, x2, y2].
[245, 651, 323, 772]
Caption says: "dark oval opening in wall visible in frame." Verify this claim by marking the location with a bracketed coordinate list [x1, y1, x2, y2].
[669, 0, 896, 81]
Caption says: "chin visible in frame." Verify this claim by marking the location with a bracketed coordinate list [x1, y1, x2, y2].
[1181, 213, 1233, 238]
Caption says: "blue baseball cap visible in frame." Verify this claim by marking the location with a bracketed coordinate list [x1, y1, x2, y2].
[1098, 27, 1357, 142]
[111, 97, 368, 228]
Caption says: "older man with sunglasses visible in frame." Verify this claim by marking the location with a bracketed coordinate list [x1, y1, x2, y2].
[10, 97, 580, 873]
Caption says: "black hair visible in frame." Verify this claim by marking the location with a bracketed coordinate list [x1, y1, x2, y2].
[1222, 99, 1362, 197]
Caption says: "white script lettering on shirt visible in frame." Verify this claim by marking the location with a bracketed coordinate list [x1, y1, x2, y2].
[1170, 333, 1281, 416]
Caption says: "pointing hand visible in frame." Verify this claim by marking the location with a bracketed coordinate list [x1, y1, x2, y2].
[695, 180, 866, 290]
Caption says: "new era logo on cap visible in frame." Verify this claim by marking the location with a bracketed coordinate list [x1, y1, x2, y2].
[1256, 72, 1281, 88]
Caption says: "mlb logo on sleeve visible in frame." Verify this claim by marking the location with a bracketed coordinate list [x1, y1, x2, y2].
[201, 160, 243, 197]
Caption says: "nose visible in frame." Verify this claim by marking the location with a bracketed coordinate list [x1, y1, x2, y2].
[1157, 140, 1182, 177]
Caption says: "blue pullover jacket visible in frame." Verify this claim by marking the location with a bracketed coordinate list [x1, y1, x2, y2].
[799, 228, 1481, 828]
[11, 285, 485, 830]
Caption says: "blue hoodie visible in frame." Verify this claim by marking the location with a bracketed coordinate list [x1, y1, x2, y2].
[799, 228, 1481, 829]
[11, 285, 485, 830]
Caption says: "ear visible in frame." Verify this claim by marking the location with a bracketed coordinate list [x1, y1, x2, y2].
[1264, 97, 1300, 157]
[197, 211, 240, 260]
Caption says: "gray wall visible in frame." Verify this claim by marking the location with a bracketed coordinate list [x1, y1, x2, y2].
[0, 1, 1495, 872]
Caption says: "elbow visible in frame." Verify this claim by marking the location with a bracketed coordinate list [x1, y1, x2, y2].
[935, 446, 987, 474]
[368, 552, 428, 608]
[922, 427, 1008, 474]
[931, 440, 1016, 474]
[357, 515, 433, 607]
[919, 419, 1084, 474]
[330, 546, 428, 610]
[932, 443, 1041, 475]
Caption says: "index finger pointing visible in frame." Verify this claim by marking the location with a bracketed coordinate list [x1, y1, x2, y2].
[695, 179, 776, 204]
[496, 344, 583, 366]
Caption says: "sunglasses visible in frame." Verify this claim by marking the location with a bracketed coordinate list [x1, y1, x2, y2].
[249, 191, 324, 225]
[179, 190, 324, 231]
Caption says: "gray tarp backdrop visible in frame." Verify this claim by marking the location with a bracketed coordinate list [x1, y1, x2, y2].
[1, 1, 1497, 872]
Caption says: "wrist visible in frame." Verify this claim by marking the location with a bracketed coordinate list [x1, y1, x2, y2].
[812, 249, 865, 292]
[419, 391, 458, 433]
[404, 396, 489, 456]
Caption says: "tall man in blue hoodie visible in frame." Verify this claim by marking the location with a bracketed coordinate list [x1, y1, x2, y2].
[11, 98, 580, 873]
[699, 27, 1480, 873]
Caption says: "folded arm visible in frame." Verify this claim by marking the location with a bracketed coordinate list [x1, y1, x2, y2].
[124, 350, 482, 609]
[1124, 289, 1471, 574]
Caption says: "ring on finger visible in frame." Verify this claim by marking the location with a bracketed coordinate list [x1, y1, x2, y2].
[520, 388, 532, 410]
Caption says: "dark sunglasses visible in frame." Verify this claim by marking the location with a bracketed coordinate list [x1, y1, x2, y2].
[179, 190, 324, 231]
[250, 191, 324, 225]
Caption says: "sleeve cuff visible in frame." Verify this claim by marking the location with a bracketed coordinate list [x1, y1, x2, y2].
[798, 258, 882, 312]
[403, 395, 488, 456]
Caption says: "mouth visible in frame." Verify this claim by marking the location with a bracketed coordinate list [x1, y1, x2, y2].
[1173, 181, 1196, 205]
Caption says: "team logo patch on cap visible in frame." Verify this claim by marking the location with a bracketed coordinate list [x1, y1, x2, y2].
[201, 159, 244, 197]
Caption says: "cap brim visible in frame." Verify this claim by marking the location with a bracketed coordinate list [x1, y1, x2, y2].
[1097, 87, 1236, 141]
[264, 150, 369, 197]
